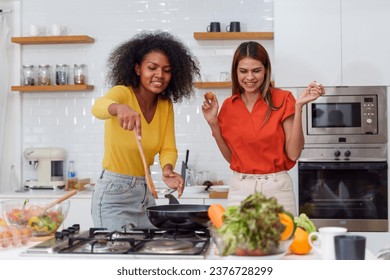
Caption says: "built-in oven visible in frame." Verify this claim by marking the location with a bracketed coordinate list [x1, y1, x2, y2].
[298, 160, 388, 232]
[299, 86, 388, 232]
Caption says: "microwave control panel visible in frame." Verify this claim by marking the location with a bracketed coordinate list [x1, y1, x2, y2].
[361, 96, 377, 134]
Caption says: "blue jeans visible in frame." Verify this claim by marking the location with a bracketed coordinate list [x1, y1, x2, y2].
[91, 170, 156, 231]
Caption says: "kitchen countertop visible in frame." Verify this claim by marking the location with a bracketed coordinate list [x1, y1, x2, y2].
[0, 237, 377, 260]
[0, 185, 226, 200]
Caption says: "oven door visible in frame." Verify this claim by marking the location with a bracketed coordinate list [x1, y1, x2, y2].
[298, 161, 388, 232]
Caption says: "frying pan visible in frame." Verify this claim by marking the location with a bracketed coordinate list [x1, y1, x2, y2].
[146, 192, 210, 230]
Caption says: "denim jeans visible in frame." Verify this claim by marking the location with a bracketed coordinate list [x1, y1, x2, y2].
[91, 170, 156, 231]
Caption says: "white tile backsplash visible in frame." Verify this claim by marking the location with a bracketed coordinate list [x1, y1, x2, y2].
[11, 0, 274, 188]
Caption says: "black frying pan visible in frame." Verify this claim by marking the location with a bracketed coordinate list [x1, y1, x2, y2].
[146, 193, 210, 230]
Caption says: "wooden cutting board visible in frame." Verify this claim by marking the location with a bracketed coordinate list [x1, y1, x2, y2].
[208, 191, 228, 199]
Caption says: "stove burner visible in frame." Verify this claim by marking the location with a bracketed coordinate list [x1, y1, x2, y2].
[162, 230, 196, 239]
[88, 239, 132, 253]
[143, 240, 194, 253]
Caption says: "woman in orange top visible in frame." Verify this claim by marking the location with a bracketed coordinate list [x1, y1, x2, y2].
[202, 41, 325, 215]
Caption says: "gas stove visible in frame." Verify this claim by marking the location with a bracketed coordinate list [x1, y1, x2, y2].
[23, 225, 212, 259]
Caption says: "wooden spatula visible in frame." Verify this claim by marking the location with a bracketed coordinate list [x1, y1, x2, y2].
[134, 133, 158, 199]
[42, 189, 78, 213]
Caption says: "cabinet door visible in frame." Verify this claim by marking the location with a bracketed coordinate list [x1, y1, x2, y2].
[62, 198, 93, 230]
[274, 0, 341, 87]
[342, 0, 390, 86]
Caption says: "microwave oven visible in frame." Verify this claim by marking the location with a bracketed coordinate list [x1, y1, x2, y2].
[302, 86, 387, 144]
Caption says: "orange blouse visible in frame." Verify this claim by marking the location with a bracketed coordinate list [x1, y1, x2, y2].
[218, 88, 296, 174]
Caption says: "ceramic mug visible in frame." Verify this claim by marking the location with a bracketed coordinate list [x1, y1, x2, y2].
[308, 227, 347, 260]
[334, 235, 366, 260]
[207, 22, 221, 32]
[226, 21, 241, 32]
[51, 24, 65, 36]
[29, 24, 43, 36]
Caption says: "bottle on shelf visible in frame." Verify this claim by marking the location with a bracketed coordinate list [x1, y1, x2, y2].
[66, 160, 78, 190]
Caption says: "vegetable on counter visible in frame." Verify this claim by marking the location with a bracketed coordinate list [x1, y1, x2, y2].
[211, 192, 285, 256]
[208, 203, 225, 229]
[288, 213, 317, 255]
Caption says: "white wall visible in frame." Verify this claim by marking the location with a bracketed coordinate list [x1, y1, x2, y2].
[1, 0, 280, 191]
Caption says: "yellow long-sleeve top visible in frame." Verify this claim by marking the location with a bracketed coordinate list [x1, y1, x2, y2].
[91, 85, 178, 176]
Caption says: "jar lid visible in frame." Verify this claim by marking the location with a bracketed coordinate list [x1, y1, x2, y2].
[74, 64, 86, 67]
[23, 64, 34, 67]
[56, 64, 68, 67]
[38, 64, 50, 67]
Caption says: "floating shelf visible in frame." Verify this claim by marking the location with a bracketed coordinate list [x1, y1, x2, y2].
[11, 35, 95, 45]
[193, 32, 273, 40]
[194, 82, 231, 89]
[11, 85, 95, 92]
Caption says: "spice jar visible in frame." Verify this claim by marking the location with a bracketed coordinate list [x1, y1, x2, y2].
[22, 65, 35, 86]
[37, 64, 51, 85]
[55, 64, 69, 85]
[73, 64, 87, 85]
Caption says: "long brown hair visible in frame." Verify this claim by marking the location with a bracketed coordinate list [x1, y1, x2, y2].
[231, 41, 280, 124]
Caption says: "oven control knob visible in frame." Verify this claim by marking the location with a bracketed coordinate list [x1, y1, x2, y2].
[344, 150, 351, 157]
[367, 118, 373, 124]
[334, 150, 341, 158]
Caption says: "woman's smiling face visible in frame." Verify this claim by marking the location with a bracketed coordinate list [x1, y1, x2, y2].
[135, 51, 172, 94]
[236, 57, 265, 94]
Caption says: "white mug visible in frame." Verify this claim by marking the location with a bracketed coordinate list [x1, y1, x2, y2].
[29, 24, 43, 36]
[51, 24, 65, 36]
[308, 227, 347, 260]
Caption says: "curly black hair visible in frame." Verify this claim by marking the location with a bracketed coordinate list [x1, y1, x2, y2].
[106, 31, 200, 103]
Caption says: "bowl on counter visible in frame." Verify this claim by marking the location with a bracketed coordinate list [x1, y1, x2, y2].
[1, 199, 70, 237]
[209, 224, 292, 259]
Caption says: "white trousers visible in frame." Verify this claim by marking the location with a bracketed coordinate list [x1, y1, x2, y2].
[227, 171, 297, 216]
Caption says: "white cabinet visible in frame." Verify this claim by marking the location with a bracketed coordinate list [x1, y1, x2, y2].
[342, 0, 390, 86]
[63, 198, 93, 230]
[274, 0, 341, 87]
[274, 0, 390, 87]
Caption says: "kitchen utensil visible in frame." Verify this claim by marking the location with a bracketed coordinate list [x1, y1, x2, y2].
[134, 133, 158, 198]
[42, 190, 77, 213]
[146, 192, 210, 230]
[181, 149, 189, 184]
[164, 189, 179, 204]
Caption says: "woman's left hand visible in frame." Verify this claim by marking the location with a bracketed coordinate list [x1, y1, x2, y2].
[162, 166, 184, 197]
[296, 81, 325, 106]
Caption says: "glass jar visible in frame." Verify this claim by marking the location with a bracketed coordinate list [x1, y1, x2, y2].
[55, 64, 69, 85]
[73, 64, 87, 85]
[22, 65, 35, 86]
[37, 64, 51, 86]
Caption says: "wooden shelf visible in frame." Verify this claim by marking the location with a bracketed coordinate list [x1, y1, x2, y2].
[11, 84, 94, 92]
[11, 35, 95, 45]
[194, 82, 231, 89]
[193, 32, 273, 40]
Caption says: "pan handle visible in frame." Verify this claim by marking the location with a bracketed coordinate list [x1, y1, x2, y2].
[164, 189, 180, 204]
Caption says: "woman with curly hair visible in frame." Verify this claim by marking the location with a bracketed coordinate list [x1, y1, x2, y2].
[91, 31, 200, 230]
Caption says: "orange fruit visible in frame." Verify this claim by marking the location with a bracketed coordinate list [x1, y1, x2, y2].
[279, 212, 295, 240]
[289, 226, 312, 255]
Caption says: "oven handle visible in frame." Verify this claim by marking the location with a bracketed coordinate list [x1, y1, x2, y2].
[298, 161, 388, 170]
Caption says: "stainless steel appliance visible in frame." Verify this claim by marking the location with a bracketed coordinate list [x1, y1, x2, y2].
[24, 225, 211, 259]
[303, 86, 387, 145]
[298, 86, 388, 232]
